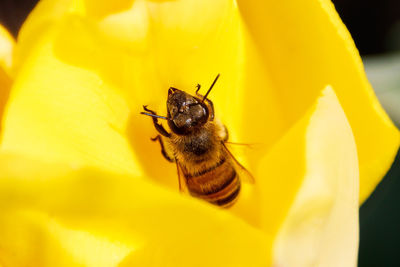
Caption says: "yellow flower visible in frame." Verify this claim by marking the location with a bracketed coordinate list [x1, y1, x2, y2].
[0, 0, 398, 266]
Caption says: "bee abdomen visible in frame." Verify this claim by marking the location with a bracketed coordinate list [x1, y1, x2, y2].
[210, 182, 240, 208]
[185, 161, 241, 208]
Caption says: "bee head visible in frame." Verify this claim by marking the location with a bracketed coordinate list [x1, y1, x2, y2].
[166, 88, 209, 135]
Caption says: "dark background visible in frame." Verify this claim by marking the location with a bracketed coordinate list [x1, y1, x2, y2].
[1, 0, 400, 266]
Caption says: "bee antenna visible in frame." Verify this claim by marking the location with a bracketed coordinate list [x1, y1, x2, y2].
[202, 73, 220, 103]
[140, 112, 169, 120]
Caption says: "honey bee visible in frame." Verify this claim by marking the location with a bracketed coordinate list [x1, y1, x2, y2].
[141, 74, 254, 208]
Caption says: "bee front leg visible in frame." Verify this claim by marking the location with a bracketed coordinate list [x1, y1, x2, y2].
[142, 105, 171, 138]
[195, 84, 215, 121]
[151, 135, 175, 162]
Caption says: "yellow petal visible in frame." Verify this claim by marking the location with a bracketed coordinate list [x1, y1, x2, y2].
[0, 67, 12, 136]
[12, 0, 85, 73]
[0, 25, 14, 137]
[0, 153, 272, 266]
[237, 0, 399, 202]
[0, 210, 132, 267]
[1, 20, 140, 175]
[256, 87, 359, 265]
[0, 25, 14, 75]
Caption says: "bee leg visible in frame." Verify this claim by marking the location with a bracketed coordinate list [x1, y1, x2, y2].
[151, 135, 174, 162]
[195, 83, 201, 93]
[142, 105, 171, 138]
[195, 84, 215, 121]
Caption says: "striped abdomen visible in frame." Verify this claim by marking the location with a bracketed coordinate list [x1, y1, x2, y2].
[183, 157, 241, 208]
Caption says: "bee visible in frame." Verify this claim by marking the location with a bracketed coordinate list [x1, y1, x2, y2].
[141, 74, 254, 208]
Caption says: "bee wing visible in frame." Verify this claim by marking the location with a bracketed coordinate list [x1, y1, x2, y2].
[222, 142, 255, 184]
[224, 141, 256, 148]
[176, 160, 189, 193]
